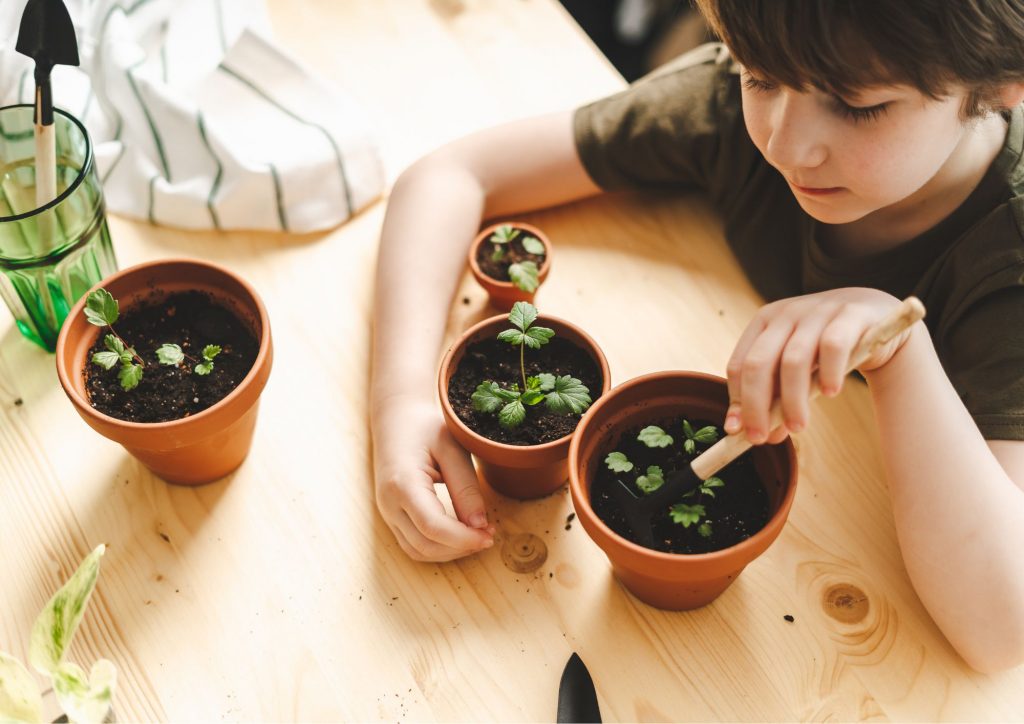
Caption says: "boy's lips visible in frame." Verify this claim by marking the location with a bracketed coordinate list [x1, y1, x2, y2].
[789, 180, 845, 196]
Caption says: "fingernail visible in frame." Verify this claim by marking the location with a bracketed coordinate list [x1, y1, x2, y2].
[469, 512, 487, 528]
[748, 429, 765, 444]
[481, 538, 494, 548]
[787, 420, 804, 433]
[725, 414, 740, 433]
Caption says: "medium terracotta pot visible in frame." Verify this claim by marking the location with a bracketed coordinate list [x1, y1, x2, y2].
[468, 222, 551, 309]
[439, 312, 609, 499]
[568, 371, 797, 610]
[55, 258, 273, 485]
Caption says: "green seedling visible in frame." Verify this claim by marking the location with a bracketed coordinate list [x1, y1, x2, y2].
[471, 302, 592, 428]
[488, 224, 546, 293]
[0, 545, 117, 724]
[85, 289, 221, 391]
[683, 419, 718, 455]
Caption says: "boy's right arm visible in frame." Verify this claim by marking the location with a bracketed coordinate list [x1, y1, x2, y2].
[370, 109, 603, 561]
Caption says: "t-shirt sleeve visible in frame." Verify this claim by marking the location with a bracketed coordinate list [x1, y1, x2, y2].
[939, 278, 1024, 440]
[573, 42, 758, 206]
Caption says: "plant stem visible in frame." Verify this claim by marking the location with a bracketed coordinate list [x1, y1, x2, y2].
[108, 324, 145, 367]
[520, 340, 527, 392]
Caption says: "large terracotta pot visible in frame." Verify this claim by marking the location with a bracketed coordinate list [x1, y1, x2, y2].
[439, 312, 609, 499]
[468, 221, 551, 309]
[56, 258, 273, 485]
[568, 371, 797, 610]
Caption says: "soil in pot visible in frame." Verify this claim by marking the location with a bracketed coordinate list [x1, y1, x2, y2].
[591, 415, 771, 554]
[448, 336, 602, 446]
[84, 290, 259, 423]
[475, 227, 546, 282]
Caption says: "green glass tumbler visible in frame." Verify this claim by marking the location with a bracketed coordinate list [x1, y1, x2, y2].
[0, 104, 117, 352]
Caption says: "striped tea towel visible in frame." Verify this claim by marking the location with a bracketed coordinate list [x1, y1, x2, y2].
[0, 0, 385, 232]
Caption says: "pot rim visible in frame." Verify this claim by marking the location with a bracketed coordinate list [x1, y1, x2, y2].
[568, 369, 798, 564]
[467, 221, 551, 290]
[439, 311, 610, 453]
[55, 257, 272, 432]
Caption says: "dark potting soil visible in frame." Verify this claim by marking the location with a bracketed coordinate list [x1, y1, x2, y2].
[591, 416, 771, 554]
[84, 291, 259, 423]
[448, 336, 602, 445]
[475, 227, 546, 282]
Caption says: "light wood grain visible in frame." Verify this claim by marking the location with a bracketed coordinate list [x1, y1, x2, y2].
[1, 1, 1022, 721]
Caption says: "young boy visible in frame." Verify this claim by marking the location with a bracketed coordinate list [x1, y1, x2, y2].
[370, 0, 1024, 672]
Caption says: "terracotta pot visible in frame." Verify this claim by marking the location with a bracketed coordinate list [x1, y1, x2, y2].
[55, 258, 273, 485]
[568, 371, 797, 610]
[439, 312, 609, 499]
[468, 222, 551, 309]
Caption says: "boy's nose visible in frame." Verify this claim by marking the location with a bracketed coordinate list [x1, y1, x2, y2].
[764, 91, 828, 172]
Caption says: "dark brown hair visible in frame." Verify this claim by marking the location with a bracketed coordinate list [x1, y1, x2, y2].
[694, 0, 1024, 116]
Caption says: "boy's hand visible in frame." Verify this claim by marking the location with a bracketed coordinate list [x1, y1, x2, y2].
[725, 288, 912, 445]
[372, 396, 495, 561]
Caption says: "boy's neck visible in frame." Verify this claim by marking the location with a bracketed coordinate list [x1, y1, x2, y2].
[819, 113, 1008, 258]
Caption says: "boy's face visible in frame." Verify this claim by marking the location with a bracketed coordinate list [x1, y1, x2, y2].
[739, 69, 970, 226]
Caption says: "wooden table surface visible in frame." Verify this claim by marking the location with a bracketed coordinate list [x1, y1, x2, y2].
[2, 1, 1023, 721]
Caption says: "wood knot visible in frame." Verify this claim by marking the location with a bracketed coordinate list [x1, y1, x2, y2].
[501, 533, 548, 573]
[823, 584, 869, 624]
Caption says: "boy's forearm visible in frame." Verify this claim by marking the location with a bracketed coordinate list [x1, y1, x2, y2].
[864, 325, 1024, 672]
[370, 160, 485, 414]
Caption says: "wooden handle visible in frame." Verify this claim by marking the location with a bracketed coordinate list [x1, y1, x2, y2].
[691, 296, 926, 481]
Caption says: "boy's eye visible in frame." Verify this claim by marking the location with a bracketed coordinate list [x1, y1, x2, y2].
[831, 96, 890, 123]
[741, 73, 776, 93]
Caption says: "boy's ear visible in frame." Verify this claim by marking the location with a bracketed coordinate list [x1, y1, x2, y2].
[996, 82, 1024, 109]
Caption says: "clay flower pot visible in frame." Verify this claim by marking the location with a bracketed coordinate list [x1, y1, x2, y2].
[468, 221, 551, 309]
[439, 312, 609, 499]
[568, 371, 797, 610]
[56, 258, 273, 485]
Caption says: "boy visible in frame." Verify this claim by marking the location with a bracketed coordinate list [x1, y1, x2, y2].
[370, 0, 1024, 672]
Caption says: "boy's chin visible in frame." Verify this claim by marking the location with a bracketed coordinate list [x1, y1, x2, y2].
[793, 195, 873, 225]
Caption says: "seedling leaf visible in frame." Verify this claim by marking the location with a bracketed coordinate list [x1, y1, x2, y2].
[698, 521, 713, 538]
[523, 325, 554, 349]
[202, 345, 221, 361]
[118, 364, 143, 391]
[669, 503, 705, 527]
[156, 344, 184, 365]
[605, 451, 633, 473]
[521, 236, 545, 255]
[84, 289, 118, 327]
[544, 375, 591, 414]
[509, 261, 539, 293]
[472, 382, 508, 412]
[636, 465, 664, 494]
[537, 373, 556, 392]
[0, 652, 42, 722]
[194, 362, 214, 376]
[521, 389, 545, 406]
[638, 425, 673, 448]
[53, 659, 116, 724]
[692, 425, 718, 443]
[499, 399, 526, 428]
[508, 301, 537, 331]
[91, 351, 120, 370]
[490, 225, 520, 245]
[497, 329, 524, 346]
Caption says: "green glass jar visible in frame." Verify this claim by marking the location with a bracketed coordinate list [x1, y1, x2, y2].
[0, 104, 117, 352]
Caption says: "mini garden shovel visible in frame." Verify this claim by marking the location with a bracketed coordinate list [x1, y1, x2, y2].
[613, 296, 927, 548]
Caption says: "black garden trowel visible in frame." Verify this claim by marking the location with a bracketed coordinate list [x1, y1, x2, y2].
[613, 296, 926, 548]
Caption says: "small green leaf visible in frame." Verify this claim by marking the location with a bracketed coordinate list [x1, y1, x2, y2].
[703, 476, 724, 489]
[508, 301, 537, 332]
[669, 503, 705, 528]
[636, 465, 665, 494]
[522, 325, 554, 349]
[489, 224, 520, 245]
[491, 244, 506, 262]
[472, 382, 505, 413]
[509, 261, 540, 293]
[84, 289, 118, 327]
[29, 544, 105, 676]
[120, 347, 138, 365]
[497, 329, 524, 346]
[194, 362, 214, 376]
[156, 343, 184, 366]
[202, 345, 221, 361]
[693, 425, 719, 444]
[103, 334, 125, 356]
[91, 351, 120, 370]
[521, 389, 545, 406]
[683, 419, 696, 439]
[53, 659, 116, 724]
[544, 375, 591, 415]
[638, 425, 673, 448]
[499, 399, 526, 428]
[698, 521, 713, 538]
[118, 364, 143, 391]
[537, 373, 556, 392]
[0, 651, 42, 723]
[684, 438, 696, 455]
[521, 236, 545, 255]
[605, 451, 633, 473]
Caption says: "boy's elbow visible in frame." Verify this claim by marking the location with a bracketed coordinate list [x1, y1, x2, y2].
[954, 618, 1024, 674]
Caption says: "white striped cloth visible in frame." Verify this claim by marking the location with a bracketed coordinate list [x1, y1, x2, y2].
[0, 0, 385, 232]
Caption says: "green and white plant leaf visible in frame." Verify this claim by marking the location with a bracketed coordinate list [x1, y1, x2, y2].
[605, 451, 633, 473]
[544, 375, 591, 414]
[520, 236, 545, 255]
[637, 425, 673, 448]
[52, 659, 116, 724]
[489, 225, 519, 245]
[0, 652, 42, 723]
[83, 290, 118, 327]
[508, 261, 540, 293]
[156, 343, 184, 366]
[636, 465, 665, 494]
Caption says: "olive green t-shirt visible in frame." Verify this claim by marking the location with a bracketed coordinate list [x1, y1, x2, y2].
[574, 43, 1024, 441]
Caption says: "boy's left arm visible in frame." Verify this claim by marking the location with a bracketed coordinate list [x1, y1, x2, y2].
[726, 287, 1024, 673]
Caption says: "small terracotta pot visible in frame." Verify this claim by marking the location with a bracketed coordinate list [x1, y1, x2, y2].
[439, 312, 609, 499]
[468, 222, 551, 309]
[55, 258, 273, 485]
[568, 371, 797, 610]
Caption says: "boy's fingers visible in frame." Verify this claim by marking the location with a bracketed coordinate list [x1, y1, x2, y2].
[818, 307, 864, 394]
[405, 485, 494, 552]
[779, 314, 832, 432]
[726, 315, 768, 406]
[765, 425, 790, 445]
[436, 433, 491, 530]
[739, 319, 795, 443]
[392, 513, 477, 562]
